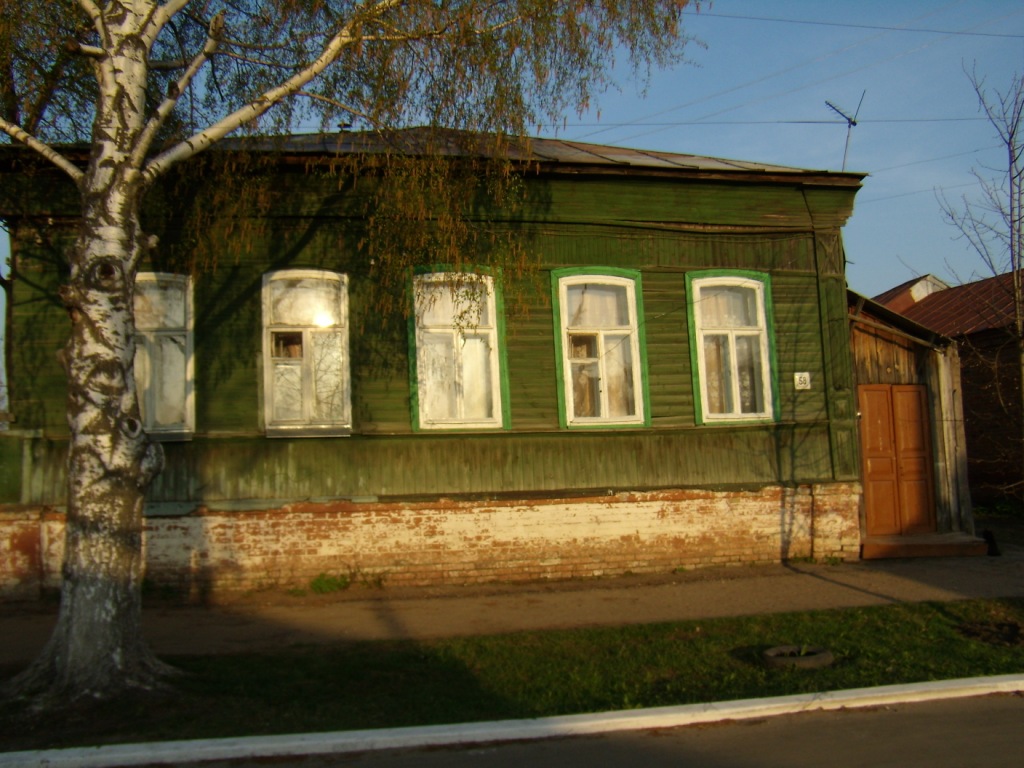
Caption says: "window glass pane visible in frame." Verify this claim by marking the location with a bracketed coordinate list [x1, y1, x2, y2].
[134, 341, 152, 425]
[735, 336, 765, 414]
[269, 277, 342, 327]
[151, 335, 187, 427]
[311, 331, 346, 422]
[605, 334, 636, 417]
[566, 283, 628, 328]
[417, 279, 489, 328]
[703, 334, 733, 414]
[569, 334, 598, 360]
[272, 331, 303, 358]
[700, 286, 757, 328]
[461, 335, 493, 420]
[272, 363, 303, 422]
[135, 278, 185, 329]
[416, 281, 456, 327]
[419, 332, 458, 421]
[571, 361, 601, 417]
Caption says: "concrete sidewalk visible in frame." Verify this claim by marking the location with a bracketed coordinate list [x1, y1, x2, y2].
[3, 543, 1024, 666]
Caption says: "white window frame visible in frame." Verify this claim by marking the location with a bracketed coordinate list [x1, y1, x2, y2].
[412, 272, 506, 430]
[554, 271, 647, 427]
[262, 269, 351, 437]
[689, 273, 775, 423]
[134, 273, 194, 440]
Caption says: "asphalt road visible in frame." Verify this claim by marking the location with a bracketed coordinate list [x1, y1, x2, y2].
[178, 693, 1024, 768]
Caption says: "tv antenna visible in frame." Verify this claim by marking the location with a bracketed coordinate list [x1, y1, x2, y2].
[825, 90, 865, 171]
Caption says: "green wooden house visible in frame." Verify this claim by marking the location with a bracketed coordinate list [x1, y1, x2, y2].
[0, 132, 868, 598]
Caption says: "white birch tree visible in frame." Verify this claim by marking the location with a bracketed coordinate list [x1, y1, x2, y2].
[0, 0, 702, 706]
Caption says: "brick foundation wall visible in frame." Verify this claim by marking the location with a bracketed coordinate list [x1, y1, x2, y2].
[0, 483, 862, 600]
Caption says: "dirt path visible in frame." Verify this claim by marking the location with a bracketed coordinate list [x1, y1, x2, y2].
[4, 534, 1024, 667]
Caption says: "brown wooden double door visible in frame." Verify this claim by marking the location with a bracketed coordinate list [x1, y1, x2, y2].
[859, 384, 936, 536]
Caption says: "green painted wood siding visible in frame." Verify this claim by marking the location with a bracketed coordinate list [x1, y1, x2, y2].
[1, 165, 860, 505]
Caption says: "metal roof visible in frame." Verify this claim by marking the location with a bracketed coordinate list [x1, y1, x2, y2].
[895, 271, 1019, 337]
[229, 129, 862, 181]
[0, 128, 864, 186]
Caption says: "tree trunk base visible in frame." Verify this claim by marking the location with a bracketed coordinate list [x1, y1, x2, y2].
[2, 646, 178, 711]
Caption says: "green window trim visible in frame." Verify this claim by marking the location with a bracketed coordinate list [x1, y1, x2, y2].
[686, 269, 780, 426]
[551, 267, 651, 430]
[408, 267, 512, 432]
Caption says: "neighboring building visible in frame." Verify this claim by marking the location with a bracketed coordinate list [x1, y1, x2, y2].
[0, 132, 907, 597]
[848, 292, 981, 558]
[877, 273, 1022, 505]
[873, 274, 949, 314]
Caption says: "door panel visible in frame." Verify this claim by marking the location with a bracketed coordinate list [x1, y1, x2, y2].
[893, 386, 936, 533]
[860, 386, 901, 535]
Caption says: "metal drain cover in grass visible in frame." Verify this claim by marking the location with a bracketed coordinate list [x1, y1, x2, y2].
[957, 621, 1023, 647]
[762, 645, 835, 669]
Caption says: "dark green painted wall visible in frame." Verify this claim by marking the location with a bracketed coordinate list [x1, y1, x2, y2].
[0, 165, 861, 506]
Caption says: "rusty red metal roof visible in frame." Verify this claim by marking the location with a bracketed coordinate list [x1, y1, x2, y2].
[895, 271, 1020, 336]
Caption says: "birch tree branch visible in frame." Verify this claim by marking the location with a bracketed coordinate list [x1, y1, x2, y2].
[133, 11, 225, 166]
[77, 0, 116, 98]
[141, 0, 192, 50]
[142, 0, 405, 181]
[0, 117, 85, 183]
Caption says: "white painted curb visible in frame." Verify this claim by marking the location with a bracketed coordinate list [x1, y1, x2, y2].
[3, 674, 1024, 767]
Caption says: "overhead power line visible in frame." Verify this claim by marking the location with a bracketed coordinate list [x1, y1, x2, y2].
[553, 117, 989, 128]
[695, 11, 1024, 39]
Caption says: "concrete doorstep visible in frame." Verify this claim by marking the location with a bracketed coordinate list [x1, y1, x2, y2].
[3, 675, 1024, 768]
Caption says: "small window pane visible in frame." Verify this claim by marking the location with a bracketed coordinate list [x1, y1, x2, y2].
[700, 286, 758, 328]
[151, 335, 187, 427]
[569, 334, 598, 360]
[566, 284, 629, 328]
[272, 363, 303, 422]
[461, 335, 493, 420]
[270, 277, 342, 327]
[272, 331, 303, 358]
[417, 279, 488, 328]
[419, 333, 458, 421]
[571, 361, 601, 417]
[703, 334, 733, 415]
[311, 331, 346, 422]
[735, 335, 765, 414]
[135, 278, 186, 329]
[134, 343, 152, 425]
[605, 334, 636, 417]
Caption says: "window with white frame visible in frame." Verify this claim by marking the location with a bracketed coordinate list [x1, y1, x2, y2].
[688, 272, 775, 422]
[552, 269, 647, 427]
[412, 272, 506, 429]
[134, 273, 194, 439]
[262, 270, 351, 436]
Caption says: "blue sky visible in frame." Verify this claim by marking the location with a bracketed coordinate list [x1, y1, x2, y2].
[552, 0, 1024, 297]
[2, 0, 1022, 381]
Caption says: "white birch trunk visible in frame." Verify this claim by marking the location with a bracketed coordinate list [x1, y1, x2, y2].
[8, 4, 169, 701]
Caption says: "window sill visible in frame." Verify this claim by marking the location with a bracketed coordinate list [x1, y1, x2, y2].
[265, 426, 353, 438]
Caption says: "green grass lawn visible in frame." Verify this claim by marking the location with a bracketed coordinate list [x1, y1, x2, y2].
[3, 597, 1024, 753]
